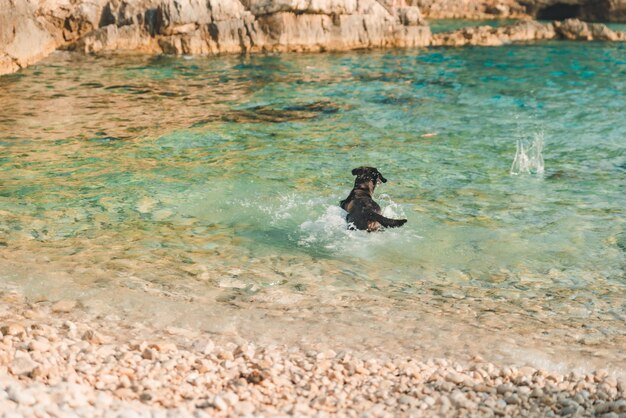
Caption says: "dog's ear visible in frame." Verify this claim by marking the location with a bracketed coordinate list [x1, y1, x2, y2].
[352, 167, 364, 176]
[374, 169, 388, 183]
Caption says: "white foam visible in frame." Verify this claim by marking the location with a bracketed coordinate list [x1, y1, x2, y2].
[297, 195, 419, 259]
[298, 205, 350, 248]
[511, 132, 545, 175]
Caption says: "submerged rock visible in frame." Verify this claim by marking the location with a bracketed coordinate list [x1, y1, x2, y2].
[223, 100, 347, 123]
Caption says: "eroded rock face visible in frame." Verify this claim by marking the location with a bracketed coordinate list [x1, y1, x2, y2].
[414, 0, 626, 21]
[0, 0, 59, 75]
[520, 0, 626, 22]
[431, 20, 555, 46]
[555, 17, 626, 40]
[0, 0, 431, 75]
[414, 0, 527, 19]
[431, 18, 626, 46]
[1, 0, 626, 76]
[71, 0, 431, 56]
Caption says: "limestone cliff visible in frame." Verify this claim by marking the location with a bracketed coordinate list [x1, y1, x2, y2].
[0, 0, 430, 75]
[0, 0, 58, 74]
[519, 0, 626, 22]
[431, 18, 626, 46]
[1, 0, 626, 77]
[414, 0, 626, 21]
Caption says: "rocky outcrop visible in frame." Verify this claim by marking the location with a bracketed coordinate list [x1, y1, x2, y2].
[414, 0, 528, 19]
[0, 0, 59, 75]
[1, 1, 626, 76]
[431, 18, 626, 46]
[73, 0, 430, 55]
[431, 20, 553, 46]
[414, 0, 626, 22]
[520, 0, 626, 22]
[553, 17, 626, 40]
[0, 0, 430, 75]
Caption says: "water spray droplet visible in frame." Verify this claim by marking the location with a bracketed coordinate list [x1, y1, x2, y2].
[511, 133, 544, 176]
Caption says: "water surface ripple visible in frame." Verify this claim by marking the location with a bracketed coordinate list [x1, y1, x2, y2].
[1, 43, 624, 372]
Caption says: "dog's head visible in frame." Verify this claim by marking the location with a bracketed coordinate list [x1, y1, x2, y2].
[351, 167, 387, 192]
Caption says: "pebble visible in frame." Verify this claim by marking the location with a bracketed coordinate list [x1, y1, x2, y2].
[0, 296, 623, 418]
[9, 354, 38, 376]
[1, 323, 25, 337]
[51, 300, 77, 313]
[191, 339, 215, 355]
[6, 386, 37, 406]
[142, 348, 156, 360]
[445, 371, 467, 385]
[28, 339, 51, 352]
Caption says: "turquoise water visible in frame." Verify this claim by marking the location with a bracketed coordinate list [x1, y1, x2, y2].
[1, 43, 625, 369]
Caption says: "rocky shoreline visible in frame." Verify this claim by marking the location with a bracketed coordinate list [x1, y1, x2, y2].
[431, 18, 626, 46]
[2, 0, 626, 76]
[1, 291, 624, 417]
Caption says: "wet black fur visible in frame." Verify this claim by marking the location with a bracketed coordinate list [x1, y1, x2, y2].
[340, 167, 407, 232]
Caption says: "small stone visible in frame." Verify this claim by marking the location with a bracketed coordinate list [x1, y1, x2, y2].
[1, 323, 25, 336]
[51, 300, 77, 313]
[559, 405, 581, 416]
[28, 339, 51, 352]
[234, 401, 255, 415]
[191, 339, 215, 355]
[142, 348, 156, 360]
[450, 391, 475, 409]
[82, 330, 103, 344]
[530, 388, 543, 397]
[423, 396, 435, 407]
[114, 388, 135, 399]
[445, 371, 466, 385]
[316, 349, 337, 360]
[9, 353, 38, 375]
[7, 386, 36, 406]
[594, 370, 609, 382]
[213, 395, 228, 411]
[497, 384, 512, 395]
[151, 342, 177, 352]
[474, 384, 495, 393]
[22, 310, 45, 319]
[139, 392, 152, 402]
[116, 409, 140, 418]
[604, 376, 617, 388]
[62, 320, 77, 331]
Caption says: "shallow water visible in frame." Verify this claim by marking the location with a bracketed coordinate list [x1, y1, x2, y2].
[1, 43, 625, 372]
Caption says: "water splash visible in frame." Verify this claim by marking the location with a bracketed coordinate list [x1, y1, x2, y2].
[511, 133, 545, 175]
[298, 206, 351, 248]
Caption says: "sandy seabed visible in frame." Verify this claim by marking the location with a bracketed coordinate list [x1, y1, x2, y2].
[0, 290, 624, 418]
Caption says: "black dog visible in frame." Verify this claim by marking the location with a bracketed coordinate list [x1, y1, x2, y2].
[340, 167, 407, 232]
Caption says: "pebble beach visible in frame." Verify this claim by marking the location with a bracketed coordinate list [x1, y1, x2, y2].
[2, 4, 626, 416]
[1, 291, 624, 417]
